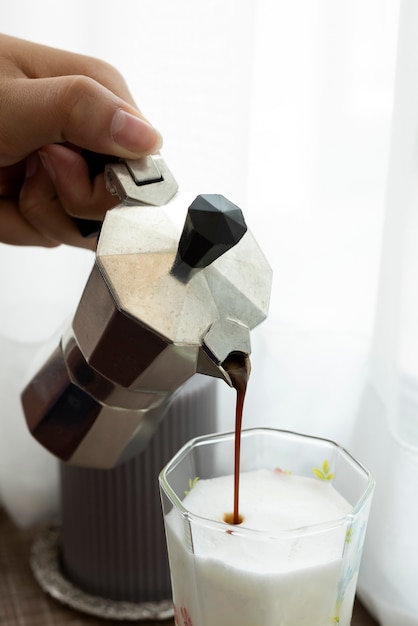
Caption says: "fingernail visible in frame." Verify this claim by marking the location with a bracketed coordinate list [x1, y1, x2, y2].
[111, 109, 163, 154]
[38, 151, 56, 183]
[25, 152, 39, 179]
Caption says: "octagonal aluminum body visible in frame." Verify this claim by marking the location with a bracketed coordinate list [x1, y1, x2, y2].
[22, 191, 272, 468]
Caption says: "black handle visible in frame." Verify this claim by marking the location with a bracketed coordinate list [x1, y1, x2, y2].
[178, 194, 247, 268]
[75, 151, 119, 238]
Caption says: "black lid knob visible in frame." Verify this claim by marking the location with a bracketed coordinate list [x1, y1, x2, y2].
[178, 194, 247, 268]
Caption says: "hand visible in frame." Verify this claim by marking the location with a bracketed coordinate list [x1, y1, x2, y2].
[0, 34, 163, 249]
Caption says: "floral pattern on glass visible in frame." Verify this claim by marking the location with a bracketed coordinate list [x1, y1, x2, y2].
[184, 476, 200, 495]
[313, 459, 334, 481]
[173, 604, 194, 626]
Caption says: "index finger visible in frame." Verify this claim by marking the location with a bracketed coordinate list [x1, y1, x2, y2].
[0, 75, 162, 166]
[0, 35, 162, 165]
[0, 34, 137, 107]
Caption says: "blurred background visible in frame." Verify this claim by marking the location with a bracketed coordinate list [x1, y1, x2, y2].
[0, 0, 399, 428]
[0, 0, 398, 336]
[2, 2, 417, 624]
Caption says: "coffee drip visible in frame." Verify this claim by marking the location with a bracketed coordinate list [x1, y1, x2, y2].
[222, 352, 251, 525]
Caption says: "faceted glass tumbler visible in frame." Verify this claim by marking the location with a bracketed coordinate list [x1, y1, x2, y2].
[159, 428, 374, 626]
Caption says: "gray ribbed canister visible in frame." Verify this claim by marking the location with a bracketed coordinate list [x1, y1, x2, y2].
[59, 375, 217, 603]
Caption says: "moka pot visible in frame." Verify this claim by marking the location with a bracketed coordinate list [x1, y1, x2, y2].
[21, 155, 272, 470]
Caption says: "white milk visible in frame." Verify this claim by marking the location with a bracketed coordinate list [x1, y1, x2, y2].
[166, 469, 356, 626]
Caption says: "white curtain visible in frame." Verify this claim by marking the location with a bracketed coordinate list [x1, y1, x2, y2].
[1, 1, 417, 623]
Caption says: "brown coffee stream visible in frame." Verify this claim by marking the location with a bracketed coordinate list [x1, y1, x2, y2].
[222, 353, 250, 525]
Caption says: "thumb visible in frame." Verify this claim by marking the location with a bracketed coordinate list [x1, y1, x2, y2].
[1, 75, 163, 165]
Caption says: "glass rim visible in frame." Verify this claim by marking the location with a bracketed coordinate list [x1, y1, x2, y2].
[159, 427, 375, 538]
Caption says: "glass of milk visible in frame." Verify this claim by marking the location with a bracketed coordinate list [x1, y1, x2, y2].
[159, 428, 374, 626]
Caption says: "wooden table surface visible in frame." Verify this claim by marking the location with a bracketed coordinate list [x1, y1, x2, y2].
[0, 507, 378, 625]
